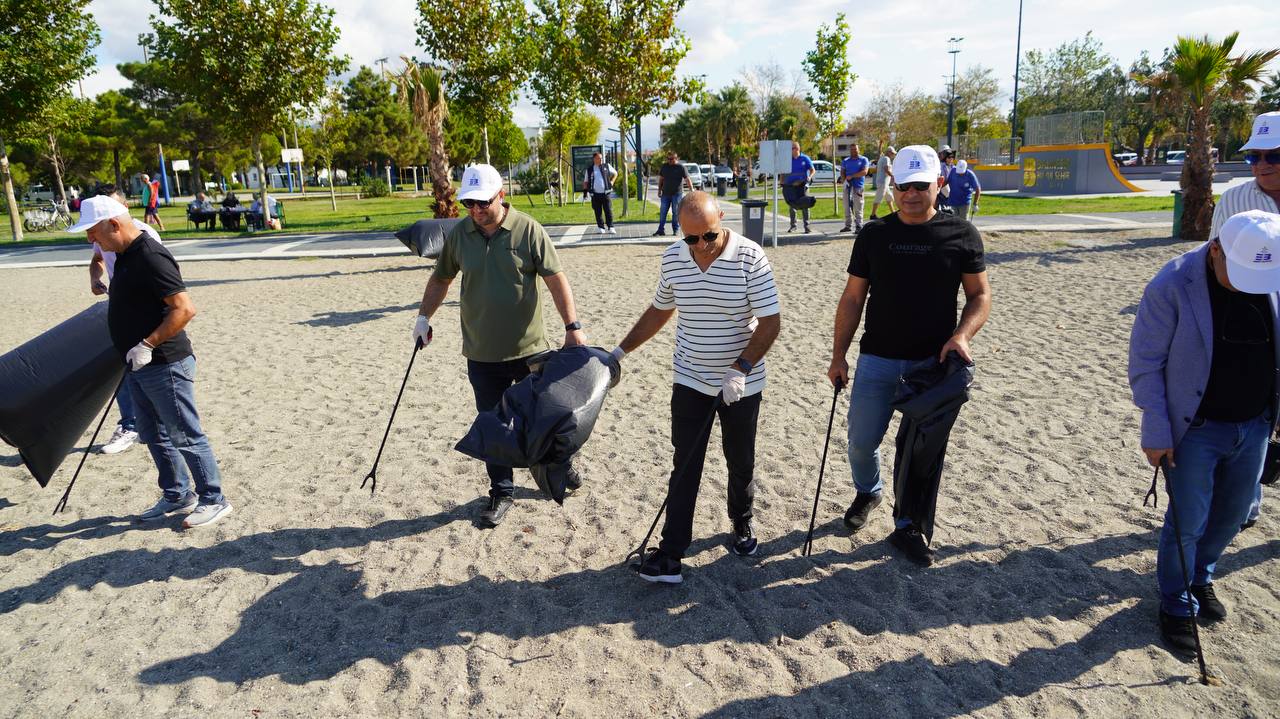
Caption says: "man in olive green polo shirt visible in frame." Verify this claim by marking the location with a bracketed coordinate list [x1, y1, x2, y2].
[414, 164, 589, 527]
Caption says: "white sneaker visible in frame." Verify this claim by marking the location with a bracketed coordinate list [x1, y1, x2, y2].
[139, 495, 197, 521]
[100, 426, 139, 454]
[607, 227, 617, 235]
[183, 501, 234, 529]
[598, 226, 607, 234]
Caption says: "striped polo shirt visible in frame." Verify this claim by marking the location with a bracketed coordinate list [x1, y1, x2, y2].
[1210, 180, 1280, 239]
[653, 230, 781, 397]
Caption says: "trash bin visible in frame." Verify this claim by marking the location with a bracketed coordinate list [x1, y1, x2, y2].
[740, 199, 767, 243]
[1171, 189, 1183, 239]
[737, 177, 749, 200]
[716, 176, 728, 197]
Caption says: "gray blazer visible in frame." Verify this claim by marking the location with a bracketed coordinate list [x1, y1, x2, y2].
[1129, 243, 1280, 449]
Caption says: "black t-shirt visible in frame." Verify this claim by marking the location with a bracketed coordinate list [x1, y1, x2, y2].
[108, 234, 193, 364]
[848, 212, 986, 360]
[1197, 263, 1275, 422]
[659, 163, 690, 196]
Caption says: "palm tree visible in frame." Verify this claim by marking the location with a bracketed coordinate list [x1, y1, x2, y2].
[714, 84, 757, 171]
[396, 57, 456, 218]
[1144, 34, 1278, 242]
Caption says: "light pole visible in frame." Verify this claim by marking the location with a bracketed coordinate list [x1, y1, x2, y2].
[1010, 0, 1024, 163]
[946, 37, 963, 149]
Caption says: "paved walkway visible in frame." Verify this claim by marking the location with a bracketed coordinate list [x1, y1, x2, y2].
[0, 207, 1172, 270]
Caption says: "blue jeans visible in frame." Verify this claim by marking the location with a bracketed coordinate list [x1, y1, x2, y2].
[128, 355, 225, 505]
[658, 193, 681, 233]
[1158, 413, 1269, 616]
[115, 378, 136, 432]
[846, 353, 919, 529]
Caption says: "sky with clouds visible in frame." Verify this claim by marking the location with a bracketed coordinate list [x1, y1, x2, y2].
[83, 0, 1280, 151]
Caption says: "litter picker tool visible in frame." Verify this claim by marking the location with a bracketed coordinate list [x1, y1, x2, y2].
[803, 379, 843, 556]
[52, 376, 125, 515]
[361, 334, 427, 494]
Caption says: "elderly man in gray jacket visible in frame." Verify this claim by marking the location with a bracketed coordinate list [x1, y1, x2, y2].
[1129, 209, 1280, 656]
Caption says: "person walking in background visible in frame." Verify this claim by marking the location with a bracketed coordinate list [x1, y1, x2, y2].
[141, 174, 165, 231]
[1208, 111, 1280, 530]
[654, 152, 693, 237]
[870, 146, 897, 220]
[1129, 210, 1280, 656]
[839, 142, 870, 233]
[945, 160, 982, 221]
[613, 192, 781, 584]
[583, 151, 618, 235]
[786, 142, 815, 234]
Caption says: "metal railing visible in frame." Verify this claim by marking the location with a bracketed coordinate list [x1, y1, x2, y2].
[1023, 111, 1105, 147]
[977, 138, 1022, 165]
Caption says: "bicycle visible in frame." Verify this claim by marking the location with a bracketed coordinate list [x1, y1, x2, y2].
[22, 199, 72, 233]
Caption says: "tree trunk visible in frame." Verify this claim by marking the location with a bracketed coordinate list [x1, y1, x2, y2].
[619, 120, 629, 217]
[482, 124, 491, 165]
[253, 136, 272, 224]
[191, 153, 204, 193]
[113, 147, 123, 190]
[1181, 107, 1214, 244]
[327, 162, 337, 211]
[1, 133, 23, 241]
[49, 134, 67, 204]
[831, 125, 838, 215]
[426, 112, 457, 218]
[557, 143, 564, 207]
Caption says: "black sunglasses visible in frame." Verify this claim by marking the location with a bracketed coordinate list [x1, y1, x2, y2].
[460, 197, 496, 209]
[895, 181, 932, 192]
[683, 230, 721, 245]
[1245, 151, 1280, 166]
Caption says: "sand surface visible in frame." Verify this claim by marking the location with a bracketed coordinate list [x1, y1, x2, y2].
[0, 229, 1277, 717]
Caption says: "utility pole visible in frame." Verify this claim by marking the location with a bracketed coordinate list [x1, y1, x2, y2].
[946, 37, 963, 149]
[1010, 0, 1024, 163]
[376, 57, 388, 79]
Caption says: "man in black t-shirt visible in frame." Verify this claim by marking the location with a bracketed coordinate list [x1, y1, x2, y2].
[69, 195, 232, 529]
[827, 145, 991, 566]
[654, 151, 693, 237]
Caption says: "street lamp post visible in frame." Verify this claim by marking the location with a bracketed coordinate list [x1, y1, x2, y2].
[946, 37, 963, 149]
[1010, 0, 1024, 163]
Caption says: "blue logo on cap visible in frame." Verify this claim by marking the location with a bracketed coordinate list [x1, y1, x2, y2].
[1255, 246, 1272, 263]
[908, 160, 921, 169]
[1261, 125, 1271, 135]
[469, 176, 480, 185]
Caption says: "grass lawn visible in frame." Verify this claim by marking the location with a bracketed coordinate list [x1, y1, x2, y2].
[2, 192, 658, 247]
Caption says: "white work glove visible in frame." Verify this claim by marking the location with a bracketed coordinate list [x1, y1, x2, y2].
[412, 315, 433, 349]
[972, 203, 980, 216]
[610, 346, 626, 364]
[126, 341, 153, 371]
[721, 367, 747, 405]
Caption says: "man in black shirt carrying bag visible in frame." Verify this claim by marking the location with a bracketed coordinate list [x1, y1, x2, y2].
[70, 195, 232, 528]
[827, 145, 991, 566]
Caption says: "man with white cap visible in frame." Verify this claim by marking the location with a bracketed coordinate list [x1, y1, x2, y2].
[414, 164, 588, 527]
[69, 194, 231, 528]
[1129, 209, 1280, 656]
[1208, 111, 1280, 529]
[826, 145, 991, 566]
[944, 159, 982, 221]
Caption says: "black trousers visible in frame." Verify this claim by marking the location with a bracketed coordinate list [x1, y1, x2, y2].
[659, 384, 762, 559]
[466, 356, 573, 499]
[590, 192, 614, 228]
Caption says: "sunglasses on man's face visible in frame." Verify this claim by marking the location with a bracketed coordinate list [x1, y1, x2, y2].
[1245, 151, 1280, 166]
[895, 181, 933, 193]
[684, 230, 720, 245]
[460, 197, 496, 210]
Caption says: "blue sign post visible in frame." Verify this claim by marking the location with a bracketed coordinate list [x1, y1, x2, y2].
[158, 145, 172, 205]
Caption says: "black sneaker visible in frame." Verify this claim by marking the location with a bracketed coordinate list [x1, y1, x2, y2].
[636, 548, 683, 584]
[652, 229, 666, 237]
[1240, 518, 1257, 530]
[843, 492, 882, 532]
[839, 225, 852, 233]
[869, 213, 879, 220]
[1159, 610, 1198, 656]
[564, 467, 583, 493]
[1190, 583, 1227, 621]
[888, 526, 934, 566]
[730, 518, 758, 556]
[787, 224, 796, 233]
[803, 224, 811, 233]
[478, 495, 513, 527]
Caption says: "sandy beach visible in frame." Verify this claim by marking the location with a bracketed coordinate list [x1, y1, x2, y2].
[1, 228, 1277, 717]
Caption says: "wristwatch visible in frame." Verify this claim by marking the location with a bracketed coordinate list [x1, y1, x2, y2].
[565, 320, 583, 332]
[733, 356, 753, 373]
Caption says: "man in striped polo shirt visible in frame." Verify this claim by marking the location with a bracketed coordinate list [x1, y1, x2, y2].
[612, 191, 782, 584]
[1208, 111, 1280, 530]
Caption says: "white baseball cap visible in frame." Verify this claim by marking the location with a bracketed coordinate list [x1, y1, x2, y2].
[892, 145, 942, 185]
[67, 195, 131, 232]
[458, 164, 504, 202]
[1218, 209, 1280, 294]
[1240, 112, 1280, 152]
[956, 159, 969, 173]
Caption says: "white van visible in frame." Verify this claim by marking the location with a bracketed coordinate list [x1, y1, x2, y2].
[683, 163, 704, 189]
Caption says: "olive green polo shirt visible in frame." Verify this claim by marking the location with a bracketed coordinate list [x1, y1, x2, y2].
[431, 204, 563, 362]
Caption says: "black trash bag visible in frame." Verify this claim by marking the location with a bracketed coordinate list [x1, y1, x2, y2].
[454, 345, 621, 498]
[890, 352, 975, 544]
[782, 182, 816, 210]
[0, 302, 125, 487]
[394, 218, 462, 259]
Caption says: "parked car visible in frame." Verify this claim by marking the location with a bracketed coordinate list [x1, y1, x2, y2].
[713, 165, 734, 185]
[1166, 150, 1185, 165]
[810, 160, 836, 184]
[1113, 152, 1138, 166]
[682, 163, 704, 189]
[696, 164, 714, 188]
[21, 183, 79, 203]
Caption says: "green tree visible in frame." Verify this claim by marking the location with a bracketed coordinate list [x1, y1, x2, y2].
[17, 96, 94, 204]
[1257, 71, 1280, 113]
[417, 0, 532, 164]
[1014, 32, 1125, 141]
[761, 95, 820, 153]
[341, 67, 418, 181]
[0, 1, 99, 239]
[308, 88, 351, 210]
[117, 59, 232, 190]
[149, 0, 347, 224]
[1145, 33, 1279, 242]
[531, 0, 584, 205]
[396, 60, 456, 218]
[709, 84, 758, 170]
[850, 83, 942, 150]
[802, 12, 855, 210]
[576, 0, 700, 215]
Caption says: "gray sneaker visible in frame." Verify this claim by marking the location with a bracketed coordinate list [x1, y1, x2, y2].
[139, 495, 197, 521]
[182, 501, 233, 529]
